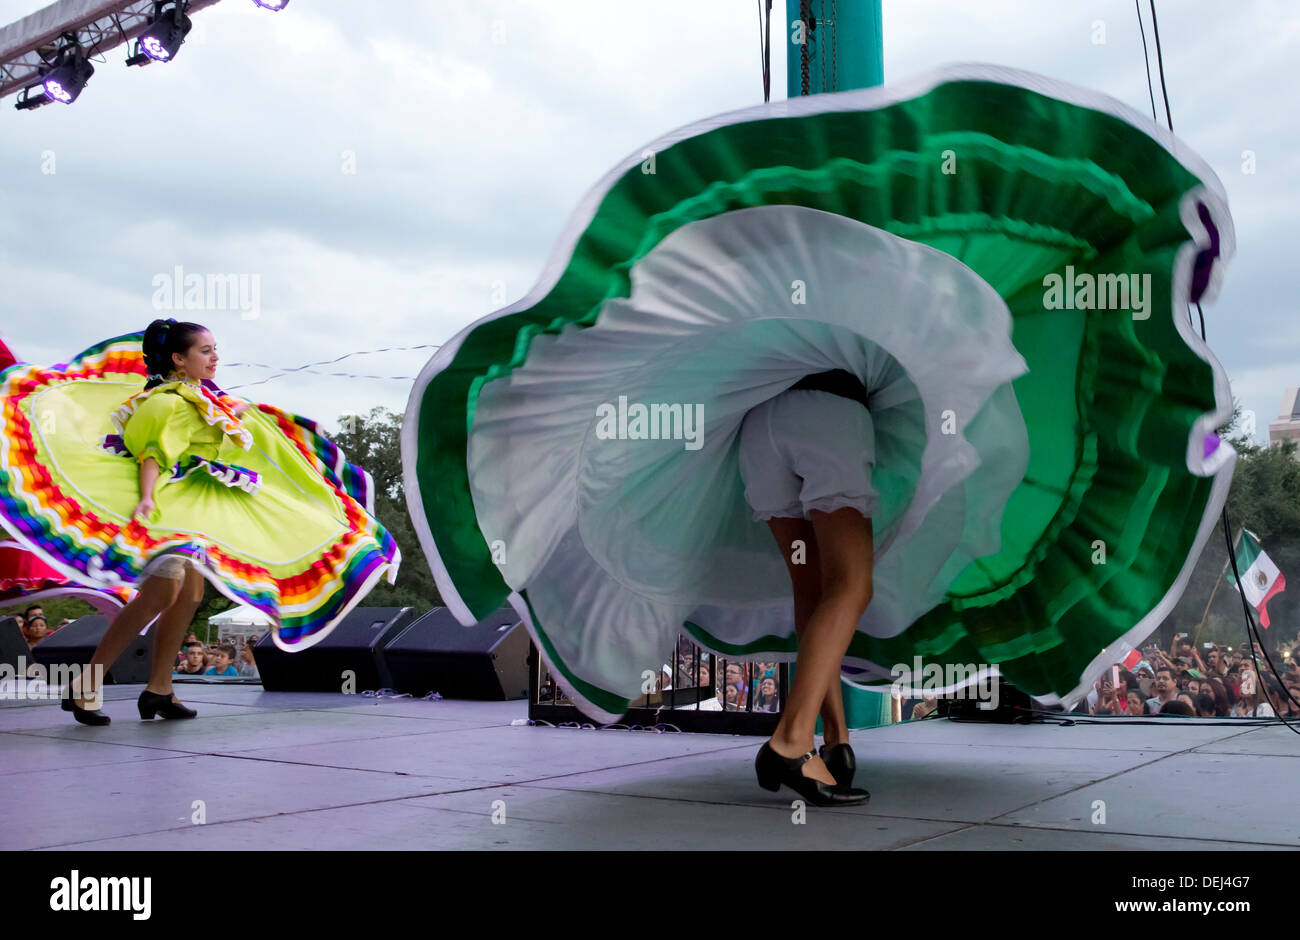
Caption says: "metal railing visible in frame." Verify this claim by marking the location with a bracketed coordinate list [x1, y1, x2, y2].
[528, 634, 787, 734]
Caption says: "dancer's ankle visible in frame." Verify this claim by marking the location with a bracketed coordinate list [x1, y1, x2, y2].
[770, 728, 815, 757]
[822, 726, 850, 748]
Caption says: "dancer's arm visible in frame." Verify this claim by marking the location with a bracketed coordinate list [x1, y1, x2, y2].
[133, 457, 160, 520]
[124, 393, 188, 521]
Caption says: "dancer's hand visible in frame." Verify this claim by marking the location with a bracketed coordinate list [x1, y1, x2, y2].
[231, 402, 251, 417]
[132, 497, 155, 521]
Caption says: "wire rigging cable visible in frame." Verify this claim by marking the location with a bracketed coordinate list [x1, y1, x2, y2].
[221, 344, 441, 390]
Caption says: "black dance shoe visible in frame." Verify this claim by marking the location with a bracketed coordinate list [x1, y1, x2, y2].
[138, 689, 197, 720]
[755, 741, 870, 806]
[61, 686, 110, 726]
[820, 742, 866, 795]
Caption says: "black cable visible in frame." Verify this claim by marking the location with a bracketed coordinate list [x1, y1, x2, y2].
[1147, 0, 1175, 130]
[1134, 0, 1159, 123]
[756, 0, 771, 102]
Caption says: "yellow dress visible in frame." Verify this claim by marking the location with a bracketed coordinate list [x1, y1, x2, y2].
[0, 333, 400, 650]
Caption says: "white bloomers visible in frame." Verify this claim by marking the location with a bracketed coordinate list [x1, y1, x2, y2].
[737, 389, 877, 522]
[142, 553, 192, 582]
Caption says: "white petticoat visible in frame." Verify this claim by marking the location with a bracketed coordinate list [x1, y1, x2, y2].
[466, 205, 1030, 705]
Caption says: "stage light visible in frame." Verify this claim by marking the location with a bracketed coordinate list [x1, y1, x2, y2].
[252, 0, 289, 9]
[42, 53, 94, 104]
[139, 5, 193, 62]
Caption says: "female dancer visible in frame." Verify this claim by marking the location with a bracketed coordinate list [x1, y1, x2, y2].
[0, 319, 399, 725]
[401, 67, 1235, 811]
[65, 321, 237, 723]
[739, 371, 874, 806]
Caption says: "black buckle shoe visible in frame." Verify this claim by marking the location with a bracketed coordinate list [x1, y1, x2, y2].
[138, 689, 197, 720]
[755, 741, 869, 806]
[61, 685, 110, 726]
[820, 742, 867, 797]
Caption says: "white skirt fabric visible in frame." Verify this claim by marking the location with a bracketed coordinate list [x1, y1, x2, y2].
[737, 389, 877, 522]
[465, 205, 1030, 713]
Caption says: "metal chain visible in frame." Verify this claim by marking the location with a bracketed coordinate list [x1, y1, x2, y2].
[831, 0, 837, 91]
[800, 0, 810, 96]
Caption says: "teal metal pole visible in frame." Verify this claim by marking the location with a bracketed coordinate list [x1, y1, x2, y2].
[782, 0, 889, 730]
[786, 0, 883, 97]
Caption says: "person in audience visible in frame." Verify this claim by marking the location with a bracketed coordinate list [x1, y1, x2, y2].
[1125, 690, 1146, 716]
[1206, 676, 1230, 716]
[755, 675, 780, 712]
[1159, 699, 1194, 716]
[236, 639, 260, 678]
[23, 615, 49, 648]
[205, 645, 239, 677]
[1195, 691, 1216, 717]
[174, 642, 206, 675]
[1145, 667, 1178, 714]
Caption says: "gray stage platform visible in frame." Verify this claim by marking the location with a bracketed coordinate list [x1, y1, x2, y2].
[2, 682, 1296, 850]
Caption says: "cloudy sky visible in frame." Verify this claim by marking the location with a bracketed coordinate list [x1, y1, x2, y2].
[0, 0, 1295, 443]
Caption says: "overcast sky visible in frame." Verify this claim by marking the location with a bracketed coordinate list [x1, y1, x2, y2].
[0, 0, 1294, 444]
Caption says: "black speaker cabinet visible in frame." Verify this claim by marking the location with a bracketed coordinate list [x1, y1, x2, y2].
[0, 616, 30, 671]
[937, 677, 1034, 723]
[253, 607, 417, 692]
[29, 614, 155, 684]
[383, 606, 529, 700]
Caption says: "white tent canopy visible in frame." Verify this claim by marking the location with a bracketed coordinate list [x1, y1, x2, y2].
[208, 605, 274, 644]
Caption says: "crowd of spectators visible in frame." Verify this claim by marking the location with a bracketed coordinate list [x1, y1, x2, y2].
[663, 640, 783, 712]
[173, 632, 261, 678]
[6, 605, 264, 680]
[1079, 629, 1300, 718]
[8, 605, 73, 648]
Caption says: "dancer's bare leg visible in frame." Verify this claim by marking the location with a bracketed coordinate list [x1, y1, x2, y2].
[144, 566, 204, 702]
[71, 575, 180, 709]
[769, 508, 873, 782]
[767, 517, 850, 748]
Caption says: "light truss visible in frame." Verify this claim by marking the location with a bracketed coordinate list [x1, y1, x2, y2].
[0, 0, 223, 101]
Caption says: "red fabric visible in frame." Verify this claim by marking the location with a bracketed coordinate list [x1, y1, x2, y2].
[0, 541, 67, 591]
[1258, 573, 1286, 628]
[0, 336, 14, 371]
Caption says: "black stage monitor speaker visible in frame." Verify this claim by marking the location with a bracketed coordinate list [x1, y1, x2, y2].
[253, 607, 417, 692]
[1, 616, 29, 671]
[383, 606, 529, 700]
[938, 677, 1034, 723]
[30, 614, 154, 684]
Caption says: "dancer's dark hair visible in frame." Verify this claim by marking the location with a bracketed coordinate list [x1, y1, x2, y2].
[142, 319, 208, 389]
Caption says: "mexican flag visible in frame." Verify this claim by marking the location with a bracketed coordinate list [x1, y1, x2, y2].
[1227, 529, 1286, 628]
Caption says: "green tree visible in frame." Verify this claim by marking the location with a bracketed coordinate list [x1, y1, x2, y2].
[0, 594, 95, 628]
[1163, 400, 1300, 656]
[330, 406, 443, 613]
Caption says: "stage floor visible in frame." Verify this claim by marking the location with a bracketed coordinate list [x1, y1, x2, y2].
[2, 682, 1296, 850]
